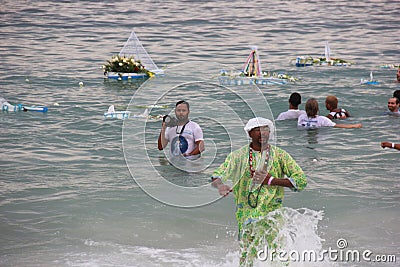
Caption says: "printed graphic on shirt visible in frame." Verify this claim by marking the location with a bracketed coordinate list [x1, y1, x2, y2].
[171, 135, 188, 155]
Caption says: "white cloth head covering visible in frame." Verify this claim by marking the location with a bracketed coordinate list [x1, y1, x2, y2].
[244, 117, 275, 139]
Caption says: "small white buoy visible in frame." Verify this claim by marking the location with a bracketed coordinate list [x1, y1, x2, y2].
[25, 78, 30, 82]
[312, 158, 318, 162]
[54, 102, 59, 106]
[79, 81, 84, 87]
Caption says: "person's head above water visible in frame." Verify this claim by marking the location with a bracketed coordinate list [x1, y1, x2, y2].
[175, 100, 190, 123]
[305, 98, 319, 118]
[244, 117, 275, 141]
[288, 92, 302, 108]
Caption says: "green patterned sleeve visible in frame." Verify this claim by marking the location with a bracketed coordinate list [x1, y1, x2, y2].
[279, 148, 307, 192]
[211, 152, 233, 183]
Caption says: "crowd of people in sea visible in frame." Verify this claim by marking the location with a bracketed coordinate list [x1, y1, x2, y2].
[158, 89, 399, 162]
[158, 76, 399, 265]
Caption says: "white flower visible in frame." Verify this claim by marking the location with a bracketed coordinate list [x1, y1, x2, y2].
[119, 63, 123, 66]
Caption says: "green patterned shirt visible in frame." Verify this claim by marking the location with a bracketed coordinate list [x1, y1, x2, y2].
[212, 144, 307, 237]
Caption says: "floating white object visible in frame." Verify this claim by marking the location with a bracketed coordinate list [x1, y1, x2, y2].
[103, 105, 131, 120]
[119, 30, 164, 75]
[103, 105, 164, 121]
[107, 72, 148, 80]
[294, 41, 353, 67]
[360, 71, 379, 85]
[1, 97, 48, 112]
[219, 46, 296, 86]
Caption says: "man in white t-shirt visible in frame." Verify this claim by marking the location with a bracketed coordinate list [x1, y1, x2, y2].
[276, 92, 306, 120]
[158, 100, 204, 160]
[298, 98, 362, 129]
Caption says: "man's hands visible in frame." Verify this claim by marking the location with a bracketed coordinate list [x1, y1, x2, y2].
[212, 178, 232, 196]
[217, 184, 232, 196]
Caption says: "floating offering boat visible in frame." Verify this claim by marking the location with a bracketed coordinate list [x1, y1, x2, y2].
[294, 56, 314, 67]
[294, 41, 353, 67]
[219, 46, 297, 86]
[103, 105, 163, 121]
[1, 98, 48, 112]
[23, 106, 48, 112]
[360, 71, 380, 85]
[103, 105, 131, 119]
[103, 30, 163, 80]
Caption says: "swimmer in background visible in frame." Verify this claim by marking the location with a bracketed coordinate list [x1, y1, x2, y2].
[385, 97, 400, 115]
[276, 92, 306, 120]
[325, 95, 350, 119]
[298, 98, 362, 128]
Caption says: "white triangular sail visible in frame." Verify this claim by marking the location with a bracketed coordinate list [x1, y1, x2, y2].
[370, 71, 373, 81]
[324, 41, 331, 61]
[119, 30, 163, 74]
[107, 105, 115, 113]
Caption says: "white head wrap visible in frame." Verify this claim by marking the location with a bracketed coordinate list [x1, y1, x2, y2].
[244, 117, 275, 139]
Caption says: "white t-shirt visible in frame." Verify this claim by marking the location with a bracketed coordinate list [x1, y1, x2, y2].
[297, 114, 336, 128]
[276, 109, 306, 120]
[165, 121, 203, 157]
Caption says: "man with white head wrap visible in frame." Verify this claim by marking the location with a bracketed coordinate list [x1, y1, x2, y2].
[211, 117, 307, 265]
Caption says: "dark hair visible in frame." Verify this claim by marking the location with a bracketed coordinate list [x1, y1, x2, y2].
[289, 92, 301, 107]
[176, 100, 189, 109]
[393, 90, 400, 101]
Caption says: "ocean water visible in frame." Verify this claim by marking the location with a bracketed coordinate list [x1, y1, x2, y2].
[0, 0, 399, 266]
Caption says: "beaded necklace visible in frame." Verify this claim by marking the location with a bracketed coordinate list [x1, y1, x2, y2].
[248, 145, 270, 177]
[248, 144, 270, 208]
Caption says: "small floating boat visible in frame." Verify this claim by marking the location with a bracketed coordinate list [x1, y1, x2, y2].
[106, 72, 149, 80]
[294, 41, 353, 67]
[1, 98, 48, 112]
[103, 30, 164, 80]
[219, 46, 297, 86]
[360, 71, 380, 85]
[103, 105, 131, 119]
[103, 105, 163, 121]
[23, 106, 48, 112]
[294, 56, 314, 67]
